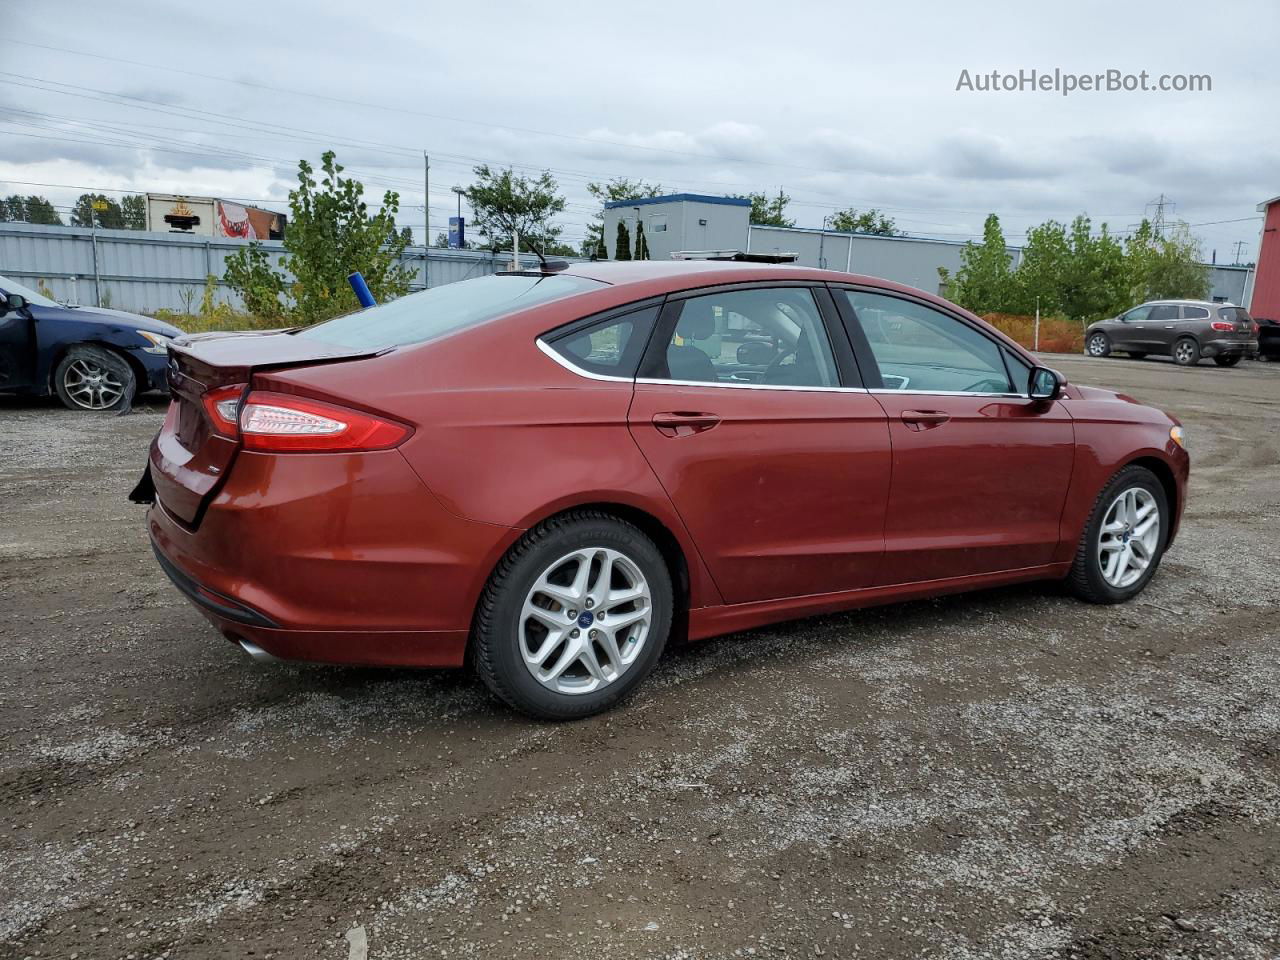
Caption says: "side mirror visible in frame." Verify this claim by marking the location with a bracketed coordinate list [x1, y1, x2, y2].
[1029, 366, 1064, 401]
[0, 293, 24, 315]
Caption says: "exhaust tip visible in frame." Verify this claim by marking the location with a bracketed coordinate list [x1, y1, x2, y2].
[238, 638, 278, 663]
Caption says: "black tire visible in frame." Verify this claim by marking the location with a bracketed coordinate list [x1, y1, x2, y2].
[472, 511, 673, 720]
[1086, 332, 1111, 358]
[1213, 354, 1241, 367]
[1067, 465, 1170, 604]
[53, 344, 135, 411]
[1172, 337, 1200, 366]
[1128, 351, 1147, 359]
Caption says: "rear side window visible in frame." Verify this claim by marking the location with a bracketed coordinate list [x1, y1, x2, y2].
[545, 305, 659, 377]
[1148, 305, 1180, 322]
[1181, 306, 1210, 320]
[296, 274, 604, 350]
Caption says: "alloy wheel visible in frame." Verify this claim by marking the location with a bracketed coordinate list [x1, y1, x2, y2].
[1174, 340, 1197, 365]
[63, 358, 126, 410]
[519, 547, 652, 695]
[1088, 334, 1108, 356]
[1097, 487, 1161, 588]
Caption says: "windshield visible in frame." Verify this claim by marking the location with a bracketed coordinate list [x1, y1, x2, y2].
[295, 273, 605, 350]
[0, 274, 60, 308]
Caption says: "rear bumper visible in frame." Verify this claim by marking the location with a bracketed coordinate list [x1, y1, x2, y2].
[1201, 338, 1258, 358]
[147, 448, 521, 668]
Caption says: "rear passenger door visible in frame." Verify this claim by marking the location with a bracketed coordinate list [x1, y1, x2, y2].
[832, 287, 1075, 584]
[627, 284, 892, 604]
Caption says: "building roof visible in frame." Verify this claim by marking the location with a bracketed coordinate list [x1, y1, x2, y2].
[1258, 195, 1280, 212]
[603, 193, 752, 210]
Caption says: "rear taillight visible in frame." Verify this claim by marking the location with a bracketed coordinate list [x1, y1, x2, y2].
[238, 391, 411, 453]
[1210, 321, 1234, 332]
[202, 384, 246, 438]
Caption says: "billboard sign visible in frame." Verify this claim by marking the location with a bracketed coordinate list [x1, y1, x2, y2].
[448, 216, 465, 249]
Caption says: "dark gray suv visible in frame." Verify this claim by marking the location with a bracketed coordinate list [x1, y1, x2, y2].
[1085, 300, 1259, 367]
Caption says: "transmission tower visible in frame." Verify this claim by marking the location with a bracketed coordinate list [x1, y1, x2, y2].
[1145, 194, 1174, 237]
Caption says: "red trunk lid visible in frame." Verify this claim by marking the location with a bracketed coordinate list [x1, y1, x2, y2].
[149, 331, 377, 525]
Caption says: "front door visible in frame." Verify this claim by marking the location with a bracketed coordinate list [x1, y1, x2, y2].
[833, 288, 1075, 585]
[0, 303, 36, 392]
[628, 285, 892, 604]
[1111, 305, 1152, 352]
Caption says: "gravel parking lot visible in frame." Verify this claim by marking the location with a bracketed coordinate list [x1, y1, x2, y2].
[2, 353, 1278, 960]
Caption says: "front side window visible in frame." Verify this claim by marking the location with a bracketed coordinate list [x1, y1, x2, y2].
[841, 291, 1015, 394]
[653, 287, 839, 388]
[545, 305, 659, 377]
[1121, 306, 1152, 323]
[297, 273, 604, 351]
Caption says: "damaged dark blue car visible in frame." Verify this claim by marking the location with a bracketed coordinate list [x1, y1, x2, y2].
[0, 274, 181, 411]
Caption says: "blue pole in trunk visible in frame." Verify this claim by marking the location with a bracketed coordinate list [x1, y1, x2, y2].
[347, 271, 376, 308]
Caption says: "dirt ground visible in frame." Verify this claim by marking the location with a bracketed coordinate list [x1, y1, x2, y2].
[2, 353, 1278, 960]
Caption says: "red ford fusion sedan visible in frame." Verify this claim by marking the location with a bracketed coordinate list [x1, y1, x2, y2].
[135, 261, 1188, 719]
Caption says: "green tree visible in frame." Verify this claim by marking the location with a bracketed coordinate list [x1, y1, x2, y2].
[224, 151, 414, 324]
[634, 220, 650, 260]
[585, 178, 663, 253]
[25, 195, 62, 225]
[1124, 220, 1209, 302]
[614, 221, 632, 261]
[461, 165, 566, 263]
[1, 195, 62, 224]
[829, 207, 902, 236]
[593, 233, 608, 260]
[736, 189, 794, 227]
[223, 241, 288, 321]
[70, 193, 126, 229]
[950, 214, 1014, 313]
[121, 194, 146, 230]
[0, 195, 26, 221]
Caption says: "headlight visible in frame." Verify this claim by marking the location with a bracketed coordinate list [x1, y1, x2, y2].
[1170, 425, 1186, 450]
[135, 330, 172, 355]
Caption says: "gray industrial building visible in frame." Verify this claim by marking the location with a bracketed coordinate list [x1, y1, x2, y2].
[603, 194, 751, 261]
[601, 193, 1253, 304]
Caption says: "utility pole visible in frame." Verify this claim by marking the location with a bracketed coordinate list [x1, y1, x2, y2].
[430, 152, 435, 289]
[1233, 240, 1247, 265]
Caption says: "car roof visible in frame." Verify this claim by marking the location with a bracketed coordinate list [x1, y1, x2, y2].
[555, 260, 935, 301]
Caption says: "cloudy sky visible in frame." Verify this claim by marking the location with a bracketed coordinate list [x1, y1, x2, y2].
[4, 0, 1276, 261]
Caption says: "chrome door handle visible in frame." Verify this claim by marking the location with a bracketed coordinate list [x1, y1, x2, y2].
[900, 410, 950, 431]
[652, 411, 721, 437]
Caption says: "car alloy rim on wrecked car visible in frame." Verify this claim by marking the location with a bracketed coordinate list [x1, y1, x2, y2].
[1088, 335, 1107, 356]
[1097, 486, 1161, 588]
[519, 547, 653, 695]
[64, 358, 125, 409]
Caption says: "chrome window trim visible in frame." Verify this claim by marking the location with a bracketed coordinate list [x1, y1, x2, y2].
[536, 337, 634, 383]
[636, 377, 868, 394]
[539, 338, 1030, 398]
[868, 388, 1030, 399]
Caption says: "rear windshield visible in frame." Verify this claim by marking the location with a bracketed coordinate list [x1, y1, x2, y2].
[295, 273, 604, 350]
[1218, 307, 1251, 323]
